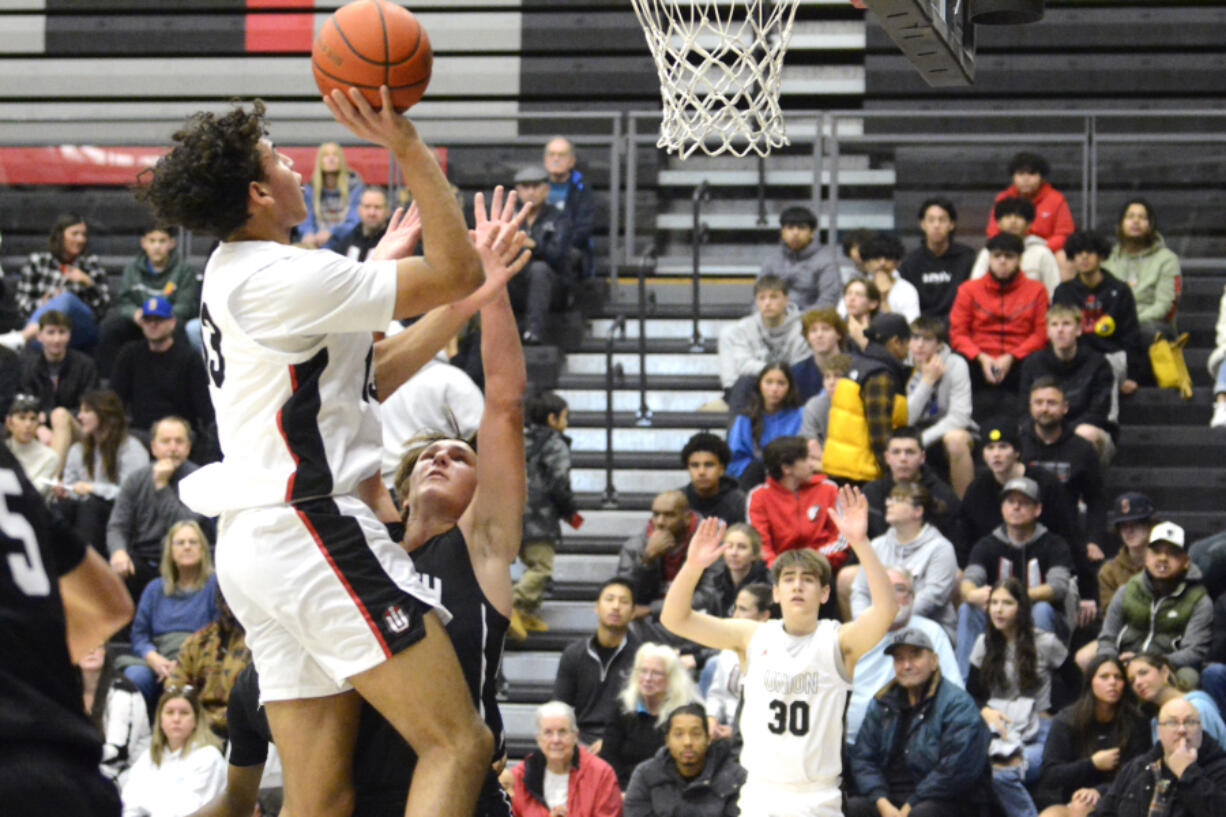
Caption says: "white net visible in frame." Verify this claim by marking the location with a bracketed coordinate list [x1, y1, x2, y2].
[630, 0, 801, 159]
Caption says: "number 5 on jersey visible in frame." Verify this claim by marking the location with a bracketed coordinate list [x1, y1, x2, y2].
[1, 469, 49, 596]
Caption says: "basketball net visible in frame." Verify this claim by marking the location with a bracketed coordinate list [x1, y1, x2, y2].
[631, 0, 801, 159]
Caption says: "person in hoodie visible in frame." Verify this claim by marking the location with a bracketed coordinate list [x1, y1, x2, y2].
[906, 316, 976, 496]
[1095, 522, 1212, 686]
[971, 197, 1062, 297]
[623, 702, 747, 817]
[95, 225, 200, 378]
[898, 197, 977, 319]
[840, 232, 921, 323]
[679, 432, 746, 525]
[1107, 197, 1182, 340]
[955, 476, 1076, 680]
[718, 275, 811, 412]
[985, 151, 1076, 256]
[862, 426, 961, 544]
[950, 231, 1050, 423]
[543, 136, 596, 278]
[851, 481, 958, 639]
[1019, 303, 1118, 463]
[1053, 230, 1148, 394]
[759, 205, 842, 311]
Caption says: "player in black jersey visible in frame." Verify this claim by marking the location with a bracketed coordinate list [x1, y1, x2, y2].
[0, 444, 134, 816]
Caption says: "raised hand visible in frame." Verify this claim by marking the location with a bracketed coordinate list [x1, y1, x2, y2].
[684, 516, 728, 570]
[469, 187, 531, 297]
[1168, 736, 1197, 778]
[323, 86, 419, 153]
[368, 202, 422, 262]
[829, 484, 868, 543]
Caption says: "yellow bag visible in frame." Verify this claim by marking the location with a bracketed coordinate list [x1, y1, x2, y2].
[1149, 332, 1194, 400]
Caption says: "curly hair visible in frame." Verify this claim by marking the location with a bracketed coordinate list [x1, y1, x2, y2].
[136, 101, 268, 239]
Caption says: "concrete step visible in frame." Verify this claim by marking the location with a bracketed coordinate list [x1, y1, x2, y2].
[576, 337, 719, 355]
[1119, 387, 1219, 425]
[568, 410, 731, 429]
[503, 651, 561, 686]
[588, 317, 740, 339]
[657, 168, 895, 188]
[656, 200, 892, 231]
[573, 468, 688, 495]
[1112, 426, 1226, 467]
[568, 426, 723, 454]
[555, 388, 726, 413]
[1106, 467, 1226, 512]
[565, 352, 718, 377]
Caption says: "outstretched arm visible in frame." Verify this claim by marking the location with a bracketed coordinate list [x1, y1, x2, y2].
[660, 517, 759, 655]
[832, 485, 897, 675]
[60, 547, 134, 662]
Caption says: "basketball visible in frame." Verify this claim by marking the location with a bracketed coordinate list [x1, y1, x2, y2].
[312, 0, 433, 114]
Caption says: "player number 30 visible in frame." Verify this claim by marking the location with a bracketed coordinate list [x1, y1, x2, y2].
[768, 699, 811, 736]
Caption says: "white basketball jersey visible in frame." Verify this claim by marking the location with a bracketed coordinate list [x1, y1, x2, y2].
[740, 618, 852, 790]
[179, 241, 398, 516]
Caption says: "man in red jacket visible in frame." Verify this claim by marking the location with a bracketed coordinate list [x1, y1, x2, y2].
[949, 232, 1049, 422]
[985, 151, 1076, 255]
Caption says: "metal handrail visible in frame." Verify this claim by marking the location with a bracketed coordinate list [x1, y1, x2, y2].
[635, 248, 657, 427]
[690, 180, 711, 354]
[601, 314, 628, 509]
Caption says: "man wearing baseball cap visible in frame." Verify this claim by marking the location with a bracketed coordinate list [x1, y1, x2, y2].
[848, 627, 991, 817]
[510, 164, 572, 344]
[1097, 492, 1157, 609]
[1095, 520, 1212, 688]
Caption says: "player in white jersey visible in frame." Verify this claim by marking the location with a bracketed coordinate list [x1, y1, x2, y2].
[137, 86, 527, 817]
[661, 486, 898, 817]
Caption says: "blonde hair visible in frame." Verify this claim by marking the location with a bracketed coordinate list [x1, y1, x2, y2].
[150, 688, 218, 766]
[311, 141, 353, 228]
[159, 520, 213, 596]
[618, 643, 699, 727]
[724, 522, 762, 557]
[1046, 303, 1083, 324]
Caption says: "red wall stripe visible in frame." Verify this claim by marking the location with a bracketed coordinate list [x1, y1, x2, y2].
[246, 11, 314, 53]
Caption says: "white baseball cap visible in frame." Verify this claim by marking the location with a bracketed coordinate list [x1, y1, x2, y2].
[1148, 521, 1186, 549]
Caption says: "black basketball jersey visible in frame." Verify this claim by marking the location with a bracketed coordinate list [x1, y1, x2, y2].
[0, 444, 101, 764]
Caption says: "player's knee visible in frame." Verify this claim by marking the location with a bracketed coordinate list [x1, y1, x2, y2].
[943, 428, 972, 453]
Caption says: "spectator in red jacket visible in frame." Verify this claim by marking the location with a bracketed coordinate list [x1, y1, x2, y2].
[985, 151, 1076, 256]
[511, 700, 622, 817]
[949, 232, 1050, 422]
[746, 435, 845, 618]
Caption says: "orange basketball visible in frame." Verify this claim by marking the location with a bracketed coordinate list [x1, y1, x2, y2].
[312, 0, 432, 114]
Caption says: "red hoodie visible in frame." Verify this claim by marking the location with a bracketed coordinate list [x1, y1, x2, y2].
[745, 473, 846, 569]
[985, 181, 1076, 252]
[949, 270, 1049, 361]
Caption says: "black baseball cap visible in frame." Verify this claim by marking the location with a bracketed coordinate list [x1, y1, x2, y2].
[1108, 492, 1156, 527]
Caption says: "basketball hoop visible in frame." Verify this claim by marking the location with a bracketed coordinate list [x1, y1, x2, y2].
[630, 0, 801, 159]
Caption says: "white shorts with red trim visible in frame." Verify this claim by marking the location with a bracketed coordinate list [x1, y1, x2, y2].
[214, 493, 449, 702]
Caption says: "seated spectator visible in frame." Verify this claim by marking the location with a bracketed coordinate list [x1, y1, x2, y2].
[1089, 522, 1211, 684]
[120, 688, 227, 817]
[985, 151, 1075, 255]
[957, 417, 1082, 569]
[52, 389, 150, 554]
[957, 477, 1075, 679]
[1096, 492, 1157, 613]
[1093, 696, 1226, 817]
[96, 225, 199, 378]
[972, 197, 1062, 296]
[166, 587, 250, 741]
[323, 184, 390, 261]
[760, 205, 842, 310]
[704, 584, 772, 742]
[1208, 281, 1226, 429]
[847, 628, 991, 817]
[511, 701, 622, 817]
[1034, 654, 1151, 817]
[693, 524, 769, 617]
[111, 295, 215, 455]
[601, 643, 700, 790]
[107, 415, 211, 605]
[852, 483, 958, 639]
[553, 578, 641, 744]
[2, 213, 110, 351]
[791, 306, 848, 401]
[821, 313, 911, 485]
[950, 232, 1050, 422]
[746, 435, 842, 562]
[20, 310, 98, 470]
[510, 164, 574, 344]
[1125, 652, 1226, 747]
[1107, 197, 1181, 340]
[863, 426, 961, 544]
[624, 702, 747, 817]
[121, 520, 219, 706]
[899, 197, 977, 319]
[543, 136, 596, 278]
[727, 362, 802, 486]
[296, 141, 363, 248]
[1202, 599, 1226, 726]
[841, 277, 882, 351]
[618, 490, 700, 622]
[4, 392, 59, 499]
[717, 275, 810, 412]
[679, 432, 746, 525]
[798, 352, 852, 465]
[1053, 230, 1148, 395]
[78, 645, 151, 787]
[0, 343, 17, 416]
[1019, 304, 1117, 463]
[907, 316, 976, 496]
[845, 567, 963, 743]
[968, 579, 1069, 809]
[842, 232, 920, 323]
[841, 227, 878, 282]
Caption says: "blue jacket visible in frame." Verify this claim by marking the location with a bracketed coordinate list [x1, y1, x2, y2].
[727, 407, 802, 478]
[850, 672, 991, 806]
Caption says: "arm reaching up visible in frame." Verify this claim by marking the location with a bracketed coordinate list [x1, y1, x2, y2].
[832, 485, 897, 675]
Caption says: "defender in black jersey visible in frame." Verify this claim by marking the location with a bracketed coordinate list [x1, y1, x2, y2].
[0, 444, 134, 816]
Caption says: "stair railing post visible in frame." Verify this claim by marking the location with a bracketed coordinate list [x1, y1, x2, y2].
[636, 248, 656, 427]
[690, 181, 710, 353]
[756, 154, 768, 226]
[602, 315, 627, 508]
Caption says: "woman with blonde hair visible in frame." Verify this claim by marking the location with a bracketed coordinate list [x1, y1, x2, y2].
[121, 687, 226, 817]
[122, 520, 218, 707]
[298, 140, 364, 248]
[601, 642, 700, 788]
